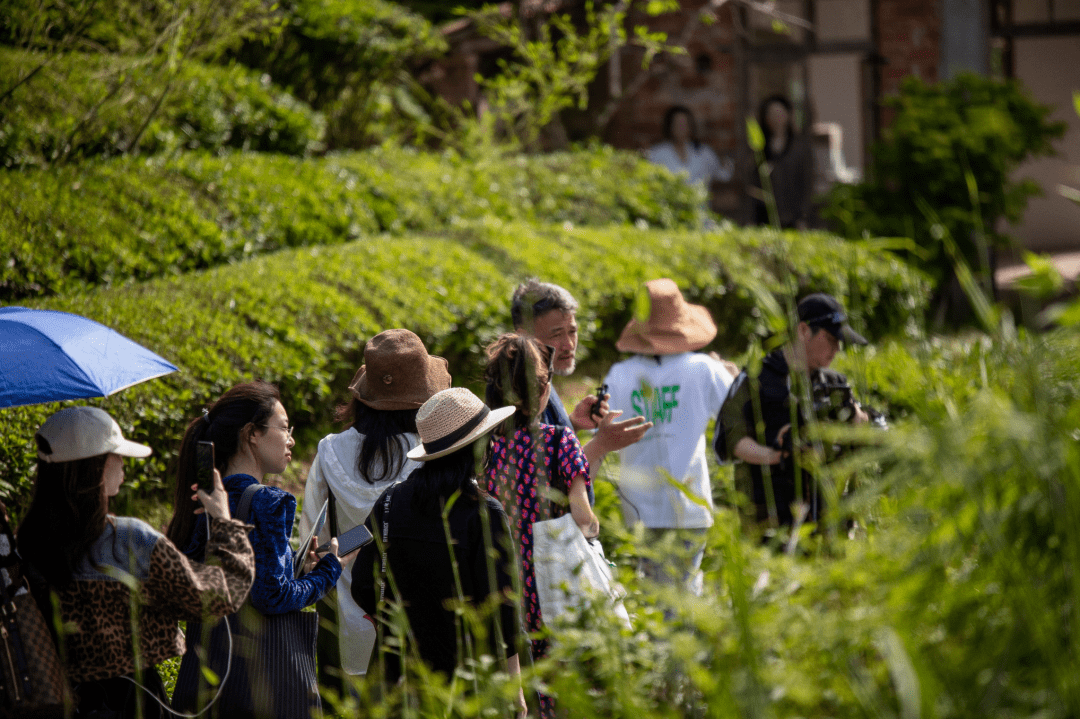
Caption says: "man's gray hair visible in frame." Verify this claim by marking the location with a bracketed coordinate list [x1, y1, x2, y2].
[511, 278, 579, 329]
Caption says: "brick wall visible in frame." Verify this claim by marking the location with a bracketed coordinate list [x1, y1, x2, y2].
[877, 0, 941, 96]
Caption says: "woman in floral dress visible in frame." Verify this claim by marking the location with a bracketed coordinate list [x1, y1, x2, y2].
[483, 333, 599, 717]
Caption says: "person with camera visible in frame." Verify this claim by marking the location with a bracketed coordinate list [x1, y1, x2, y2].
[716, 293, 869, 532]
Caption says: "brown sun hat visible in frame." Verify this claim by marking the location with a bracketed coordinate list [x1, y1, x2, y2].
[406, 388, 516, 461]
[348, 329, 451, 410]
[615, 278, 717, 355]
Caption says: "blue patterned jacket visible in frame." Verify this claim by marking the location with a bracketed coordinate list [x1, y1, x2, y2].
[183, 474, 340, 614]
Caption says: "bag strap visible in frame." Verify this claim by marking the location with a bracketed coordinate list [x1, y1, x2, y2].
[378, 484, 396, 604]
[327, 486, 339, 539]
[237, 482, 263, 524]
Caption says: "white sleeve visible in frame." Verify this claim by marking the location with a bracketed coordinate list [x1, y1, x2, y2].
[708, 358, 734, 413]
[298, 446, 331, 543]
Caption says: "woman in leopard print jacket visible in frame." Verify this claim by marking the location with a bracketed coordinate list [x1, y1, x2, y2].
[17, 406, 256, 718]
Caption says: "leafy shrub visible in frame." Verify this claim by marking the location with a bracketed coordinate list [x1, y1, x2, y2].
[823, 74, 1065, 296]
[0, 223, 927, 511]
[232, 0, 446, 149]
[0, 48, 325, 167]
[0, 145, 702, 300]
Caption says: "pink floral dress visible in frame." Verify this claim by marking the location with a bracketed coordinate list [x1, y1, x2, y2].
[485, 424, 590, 659]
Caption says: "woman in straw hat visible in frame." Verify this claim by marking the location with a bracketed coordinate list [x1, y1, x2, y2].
[351, 387, 526, 715]
[602, 279, 734, 595]
[18, 406, 255, 718]
[299, 329, 451, 689]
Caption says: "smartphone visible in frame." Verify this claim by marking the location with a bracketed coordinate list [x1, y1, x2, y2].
[316, 524, 374, 556]
[590, 383, 609, 420]
[195, 441, 215, 495]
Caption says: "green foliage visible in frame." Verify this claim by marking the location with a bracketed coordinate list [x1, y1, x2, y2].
[0, 145, 703, 299]
[463, 1, 674, 151]
[232, 0, 447, 149]
[823, 74, 1066, 291]
[0, 49, 325, 167]
[0, 223, 927, 511]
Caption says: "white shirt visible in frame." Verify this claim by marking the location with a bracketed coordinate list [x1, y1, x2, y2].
[300, 428, 422, 674]
[603, 353, 733, 529]
[646, 141, 733, 187]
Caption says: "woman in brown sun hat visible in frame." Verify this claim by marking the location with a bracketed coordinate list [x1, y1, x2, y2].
[351, 387, 526, 715]
[602, 278, 736, 595]
[299, 329, 451, 690]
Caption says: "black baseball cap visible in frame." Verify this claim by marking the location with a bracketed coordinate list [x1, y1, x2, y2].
[797, 293, 868, 346]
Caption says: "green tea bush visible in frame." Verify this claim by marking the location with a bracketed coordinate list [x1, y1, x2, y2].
[230, 0, 446, 149]
[0, 145, 702, 300]
[0, 48, 325, 168]
[0, 222, 927, 511]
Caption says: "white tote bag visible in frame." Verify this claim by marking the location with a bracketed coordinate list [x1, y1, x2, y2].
[531, 513, 631, 629]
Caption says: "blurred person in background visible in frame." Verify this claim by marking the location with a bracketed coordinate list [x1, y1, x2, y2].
[749, 95, 813, 229]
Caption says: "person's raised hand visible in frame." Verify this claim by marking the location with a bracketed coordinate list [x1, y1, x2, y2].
[570, 393, 609, 430]
[594, 409, 651, 453]
[191, 469, 230, 522]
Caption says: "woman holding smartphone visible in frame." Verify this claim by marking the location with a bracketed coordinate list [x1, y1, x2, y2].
[17, 406, 255, 718]
[169, 381, 343, 719]
[299, 329, 451, 690]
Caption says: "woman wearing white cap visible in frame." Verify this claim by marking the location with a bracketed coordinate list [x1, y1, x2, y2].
[16, 406, 255, 718]
[350, 387, 527, 716]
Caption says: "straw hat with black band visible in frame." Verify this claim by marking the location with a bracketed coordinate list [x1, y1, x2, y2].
[348, 329, 452, 410]
[615, 278, 717, 355]
[407, 388, 516, 462]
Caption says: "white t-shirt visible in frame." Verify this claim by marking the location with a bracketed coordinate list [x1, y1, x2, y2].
[603, 352, 733, 529]
[646, 141, 733, 188]
[300, 428, 422, 674]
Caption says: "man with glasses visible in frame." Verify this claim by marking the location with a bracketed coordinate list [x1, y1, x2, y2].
[511, 278, 651, 504]
[717, 293, 869, 532]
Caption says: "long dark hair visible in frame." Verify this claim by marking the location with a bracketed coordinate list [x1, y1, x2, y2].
[165, 380, 281, 548]
[409, 442, 483, 515]
[662, 105, 701, 149]
[335, 399, 418, 485]
[484, 333, 551, 435]
[17, 444, 110, 589]
[758, 94, 796, 160]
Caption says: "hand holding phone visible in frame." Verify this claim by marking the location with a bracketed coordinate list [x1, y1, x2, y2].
[316, 524, 374, 557]
[195, 441, 215, 503]
[590, 384, 609, 420]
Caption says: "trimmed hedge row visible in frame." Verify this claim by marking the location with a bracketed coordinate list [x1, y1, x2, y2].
[0, 146, 702, 300]
[0, 222, 929, 511]
[0, 49, 325, 168]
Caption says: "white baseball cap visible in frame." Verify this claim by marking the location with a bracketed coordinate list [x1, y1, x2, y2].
[36, 406, 152, 463]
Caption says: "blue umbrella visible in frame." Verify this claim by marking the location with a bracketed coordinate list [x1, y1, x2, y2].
[0, 307, 178, 409]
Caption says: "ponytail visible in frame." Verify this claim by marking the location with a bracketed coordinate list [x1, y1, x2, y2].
[165, 381, 280, 548]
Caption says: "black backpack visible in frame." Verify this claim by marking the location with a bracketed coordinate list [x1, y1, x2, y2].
[713, 369, 748, 465]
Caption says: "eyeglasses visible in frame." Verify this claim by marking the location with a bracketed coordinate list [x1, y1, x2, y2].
[260, 424, 294, 438]
[803, 311, 846, 326]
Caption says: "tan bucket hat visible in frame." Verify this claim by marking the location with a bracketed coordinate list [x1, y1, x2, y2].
[615, 278, 717, 355]
[348, 329, 451, 410]
[406, 388, 516, 462]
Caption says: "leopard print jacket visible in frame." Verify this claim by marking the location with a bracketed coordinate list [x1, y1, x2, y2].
[56, 515, 255, 683]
